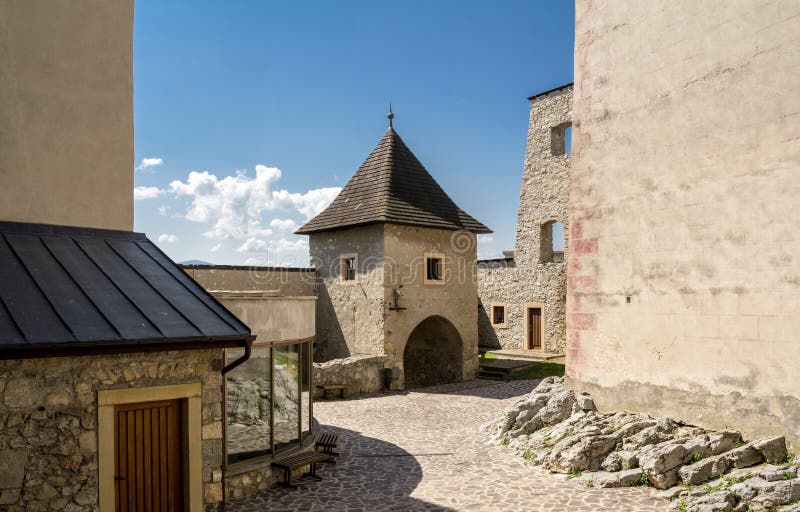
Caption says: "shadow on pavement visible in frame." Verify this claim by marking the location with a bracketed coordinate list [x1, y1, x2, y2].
[224, 424, 457, 512]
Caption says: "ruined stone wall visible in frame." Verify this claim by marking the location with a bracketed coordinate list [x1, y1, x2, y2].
[568, 0, 800, 447]
[478, 86, 571, 353]
[313, 355, 387, 398]
[309, 225, 386, 362]
[0, 349, 224, 511]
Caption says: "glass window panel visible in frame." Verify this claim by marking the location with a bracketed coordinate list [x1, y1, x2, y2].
[225, 346, 271, 464]
[273, 343, 301, 452]
[301, 340, 312, 439]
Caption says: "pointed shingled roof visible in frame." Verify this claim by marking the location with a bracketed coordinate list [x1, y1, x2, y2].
[296, 127, 491, 235]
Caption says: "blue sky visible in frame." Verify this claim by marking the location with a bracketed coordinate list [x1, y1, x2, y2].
[133, 1, 574, 265]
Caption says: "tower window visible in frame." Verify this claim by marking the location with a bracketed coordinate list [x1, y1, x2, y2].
[340, 253, 357, 282]
[539, 220, 565, 263]
[551, 122, 573, 156]
[423, 252, 445, 284]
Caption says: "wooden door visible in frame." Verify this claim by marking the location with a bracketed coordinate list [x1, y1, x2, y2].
[114, 399, 183, 512]
[528, 308, 542, 350]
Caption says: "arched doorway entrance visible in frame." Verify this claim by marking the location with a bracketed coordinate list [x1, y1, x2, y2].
[403, 316, 463, 388]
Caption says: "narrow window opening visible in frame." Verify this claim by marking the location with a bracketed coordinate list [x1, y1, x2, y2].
[550, 122, 572, 156]
[539, 220, 565, 263]
[426, 257, 442, 281]
[340, 254, 357, 282]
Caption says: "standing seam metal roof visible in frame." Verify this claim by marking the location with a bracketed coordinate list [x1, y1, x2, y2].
[296, 127, 491, 235]
[0, 221, 252, 358]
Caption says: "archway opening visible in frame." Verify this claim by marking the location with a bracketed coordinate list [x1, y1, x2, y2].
[403, 316, 463, 388]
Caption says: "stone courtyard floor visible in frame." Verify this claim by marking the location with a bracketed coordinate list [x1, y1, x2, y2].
[227, 379, 670, 512]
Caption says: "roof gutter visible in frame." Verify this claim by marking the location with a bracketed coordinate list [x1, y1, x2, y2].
[221, 336, 253, 374]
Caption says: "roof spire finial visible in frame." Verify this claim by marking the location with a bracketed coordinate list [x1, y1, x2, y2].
[387, 101, 394, 129]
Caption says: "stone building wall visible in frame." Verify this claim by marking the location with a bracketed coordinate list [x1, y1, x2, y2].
[0, 349, 225, 511]
[477, 85, 572, 354]
[567, 0, 800, 447]
[383, 225, 480, 387]
[310, 224, 386, 362]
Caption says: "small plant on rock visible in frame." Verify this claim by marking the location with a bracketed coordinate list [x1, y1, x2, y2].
[630, 473, 652, 487]
[691, 453, 703, 463]
[676, 501, 687, 512]
[784, 452, 796, 464]
[783, 471, 794, 481]
[566, 470, 582, 480]
[523, 451, 533, 461]
[502, 439, 510, 446]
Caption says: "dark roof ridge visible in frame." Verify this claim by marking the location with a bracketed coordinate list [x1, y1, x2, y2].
[296, 125, 491, 235]
[528, 82, 574, 101]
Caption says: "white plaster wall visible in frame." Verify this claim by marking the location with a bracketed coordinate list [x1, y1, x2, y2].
[568, 0, 800, 446]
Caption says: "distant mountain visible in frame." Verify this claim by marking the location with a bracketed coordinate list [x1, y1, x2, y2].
[179, 260, 214, 266]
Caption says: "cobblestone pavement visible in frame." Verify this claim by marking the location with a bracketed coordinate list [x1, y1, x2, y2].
[227, 379, 670, 512]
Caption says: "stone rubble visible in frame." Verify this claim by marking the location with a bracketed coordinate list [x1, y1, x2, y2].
[484, 377, 799, 512]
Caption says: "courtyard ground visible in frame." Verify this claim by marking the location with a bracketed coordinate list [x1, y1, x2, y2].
[228, 379, 670, 512]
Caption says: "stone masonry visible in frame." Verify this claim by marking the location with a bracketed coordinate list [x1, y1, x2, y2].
[478, 85, 572, 353]
[0, 350, 225, 512]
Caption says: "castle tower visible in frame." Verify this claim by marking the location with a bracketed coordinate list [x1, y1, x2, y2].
[477, 84, 572, 353]
[296, 113, 491, 388]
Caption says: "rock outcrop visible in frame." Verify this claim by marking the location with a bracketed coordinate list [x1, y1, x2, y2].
[484, 377, 797, 511]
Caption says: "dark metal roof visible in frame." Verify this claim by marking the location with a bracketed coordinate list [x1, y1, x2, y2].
[0, 221, 252, 359]
[296, 127, 491, 235]
[528, 82, 574, 101]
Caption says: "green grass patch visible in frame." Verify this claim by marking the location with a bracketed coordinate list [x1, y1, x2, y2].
[508, 361, 566, 380]
[479, 351, 498, 362]
[566, 470, 582, 480]
[691, 453, 703, 463]
[630, 473, 652, 487]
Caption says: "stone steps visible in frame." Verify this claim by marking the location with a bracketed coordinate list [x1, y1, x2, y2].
[481, 349, 560, 362]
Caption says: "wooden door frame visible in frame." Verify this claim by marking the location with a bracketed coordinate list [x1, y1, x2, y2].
[523, 302, 546, 351]
[98, 383, 203, 512]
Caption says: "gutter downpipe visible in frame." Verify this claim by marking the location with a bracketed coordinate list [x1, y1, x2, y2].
[220, 335, 254, 510]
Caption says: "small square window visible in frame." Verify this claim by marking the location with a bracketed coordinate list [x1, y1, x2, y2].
[340, 254, 357, 282]
[423, 252, 445, 285]
[490, 304, 507, 328]
[492, 305, 505, 324]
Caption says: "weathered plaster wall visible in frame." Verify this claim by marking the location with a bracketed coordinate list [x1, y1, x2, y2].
[568, 0, 800, 447]
[183, 266, 316, 297]
[214, 294, 315, 344]
[0, 350, 225, 511]
[309, 225, 386, 362]
[478, 86, 571, 353]
[383, 225, 479, 387]
[0, 0, 134, 230]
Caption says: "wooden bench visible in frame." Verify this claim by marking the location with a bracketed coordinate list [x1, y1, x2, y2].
[315, 432, 340, 460]
[271, 451, 332, 489]
[317, 384, 349, 399]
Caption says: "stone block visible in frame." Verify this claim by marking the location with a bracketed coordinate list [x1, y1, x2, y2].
[0, 449, 27, 489]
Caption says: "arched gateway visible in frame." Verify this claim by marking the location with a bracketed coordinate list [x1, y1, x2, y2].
[403, 316, 463, 388]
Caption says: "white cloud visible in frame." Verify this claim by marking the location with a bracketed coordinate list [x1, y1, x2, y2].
[157, 234, 177, 243]
[236, 237, 268, 253]
[136, 157, 164, 172]
[211, 242, 223, 253]
[157, 205, 171, 216]
[168, 165, 340, 240]
[270, 218, 299, 232]
[478, 234, 494, 243]
[134, 186, 164, 200]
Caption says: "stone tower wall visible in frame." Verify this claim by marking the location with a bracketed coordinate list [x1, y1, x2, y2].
[477, 85, 572, 353]
[309, 225, 387, 362]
